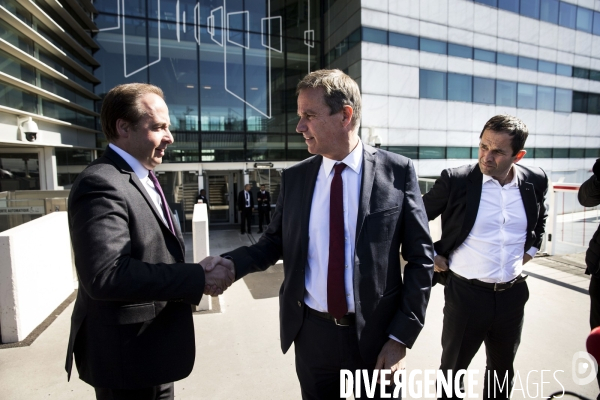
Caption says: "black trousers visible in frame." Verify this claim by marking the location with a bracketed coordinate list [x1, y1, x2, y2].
[95, 383, 174, 400]
[258, 208, 270, 230]
[240, 208, 252, 233]
[439, 272, 529, 400]
[294, 308, 397, 399]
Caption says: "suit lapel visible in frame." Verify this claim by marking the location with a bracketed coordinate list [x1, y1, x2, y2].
[356, 144, 376, 242]
[300, 156, 322, 264]
[460, 164, 483, 243]
[516, 165, 537, 232]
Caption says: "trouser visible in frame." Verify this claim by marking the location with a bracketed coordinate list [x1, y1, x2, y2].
[95, 383, 174, 400]
[439, 272, 529, 399]
[258, 208, 270, 230]
[240, 208, 252, 233]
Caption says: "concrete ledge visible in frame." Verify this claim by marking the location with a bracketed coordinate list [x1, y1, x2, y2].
[192, 203, 211, 311]
[0, 212, 74, 343]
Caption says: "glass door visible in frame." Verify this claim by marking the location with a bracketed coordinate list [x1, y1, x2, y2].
[205, 171, 239, 224]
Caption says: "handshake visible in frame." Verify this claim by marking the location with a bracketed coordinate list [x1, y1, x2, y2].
[199, 256, 236, 296]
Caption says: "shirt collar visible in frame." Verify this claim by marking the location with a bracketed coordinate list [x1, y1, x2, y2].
[482, 164, 518, 187]
[322, 140, 364, 177]
[109, 143, 149, 180]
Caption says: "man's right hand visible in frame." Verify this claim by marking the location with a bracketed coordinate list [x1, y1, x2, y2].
[434, 254, 449, 273]
[200, 256, 235, 296]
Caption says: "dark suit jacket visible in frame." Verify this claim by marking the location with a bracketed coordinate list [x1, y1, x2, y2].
[196, 194, 210, 210]
[65, 146, 205, 389]
[578, 172, 600, 275]
[227, 144, 434, 364]
[422, 163, 548, 279]
[237, 190, 254, 211]
[257, 191, 271, 209]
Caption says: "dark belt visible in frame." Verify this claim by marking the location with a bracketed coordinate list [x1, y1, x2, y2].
[308, 307, 356, 326]
[451, 270, 527, 292]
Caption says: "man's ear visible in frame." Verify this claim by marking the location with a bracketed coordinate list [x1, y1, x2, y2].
[341, 105, 354, 128]
[116, 119, 130, 138]
[514, 149, 527, 163]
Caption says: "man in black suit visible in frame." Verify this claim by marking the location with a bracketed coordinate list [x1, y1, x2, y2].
[196, 188, 210, 211]
[257, 184, 271, 233]
[237, 183, 253, 234]
[422, 114, 548, 399]
[65, 83, 233, 400]
[218, 69, 434, 398]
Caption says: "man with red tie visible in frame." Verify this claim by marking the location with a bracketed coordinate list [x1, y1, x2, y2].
[221, 70, 434, 399]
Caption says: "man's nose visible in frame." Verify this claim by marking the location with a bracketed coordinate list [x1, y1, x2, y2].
[165, 129, 174, 144]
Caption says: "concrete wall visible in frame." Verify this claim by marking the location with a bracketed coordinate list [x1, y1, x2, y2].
[0, 212, 74, 343]
[192, 203, 211, 311]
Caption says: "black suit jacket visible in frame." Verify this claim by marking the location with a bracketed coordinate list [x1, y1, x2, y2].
[227, 144, 434, 363]
[422, 163, 548, 276]
[578, 172, 600, 275]
[237, 190, 254, 211]
[257, 190, 271, 209]
[65, 146, 205, 389]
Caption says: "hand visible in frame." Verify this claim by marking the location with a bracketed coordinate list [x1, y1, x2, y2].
[374, 339, 406, 384]
[523, 253, 533, 265]
[434, 254, 449, 272]
[200, 256, 235, 296]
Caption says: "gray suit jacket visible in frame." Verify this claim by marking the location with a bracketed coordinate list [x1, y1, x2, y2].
[65, 146, 205, 389]
[227, 144, 434, 363]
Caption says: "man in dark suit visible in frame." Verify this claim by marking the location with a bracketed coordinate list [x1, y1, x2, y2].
[256, 184, 271, 233]
[422, 114, 548, 399]
[237, 183, 253, 234]
[196, 188, 210, 211]
[65, 83, 233, 400]
[219, 69, 434, 398]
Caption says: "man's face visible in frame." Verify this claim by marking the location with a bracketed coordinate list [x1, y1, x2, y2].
[261, 186, 265, 191]
[245, 184, 251, 191]
[478, 129, 525, 179]
[296, 88, 349, 160]
[120, 93, 173, 170]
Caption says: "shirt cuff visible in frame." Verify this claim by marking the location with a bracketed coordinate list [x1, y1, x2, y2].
[388, 335, 406, 346]
[525, 247, 538, 258]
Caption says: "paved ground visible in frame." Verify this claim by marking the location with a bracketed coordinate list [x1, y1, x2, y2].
[0, 230, 597, 399]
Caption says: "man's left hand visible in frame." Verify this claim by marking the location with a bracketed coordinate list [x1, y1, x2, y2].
[523, 253, 532, 264]
[374, 339, 406, 383]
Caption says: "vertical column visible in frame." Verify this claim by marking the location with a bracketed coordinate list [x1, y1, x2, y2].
[43, 147, 58, 190]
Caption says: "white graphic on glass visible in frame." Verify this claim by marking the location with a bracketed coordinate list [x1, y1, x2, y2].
[207, 6, 224, 47]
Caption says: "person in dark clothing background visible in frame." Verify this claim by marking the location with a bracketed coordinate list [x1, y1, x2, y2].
[237, 183, 253, 234]
[256, 184, 271, 233]
[196, 189, 210, 211]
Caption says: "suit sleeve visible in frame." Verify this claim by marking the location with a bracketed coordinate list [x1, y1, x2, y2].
[387, 159, 435, 348]
[69, 172, 205, 304]
[532, 169, 549, 251]
[422, 169, 451, 221]
[579, 175, 600, 207]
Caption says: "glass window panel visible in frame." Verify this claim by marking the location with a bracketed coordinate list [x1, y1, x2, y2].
[497, 53, 518, 67]
[362, 27, 387, 45]
[448, 73, 473, 102]
[448, 43, 473, 58]
[286, 135, 311, 161]
[389, 32, 419, 50]
[0, 83, 37, 113]
[590, 70, 600, 82]
[573, 67, 590, 79]
[535, 148, 553, 158]
[586, 149, 600, 158]
[541, 0, 560, 24]
[474, 49, 496, 63]
[553, 148, 569, 158]
[589, 93, 600, 115]
[538, 60, 556, 74]
[537, 86, 555, 110]
[472, 147, 479, 159]
[555, 88, 573, 112]
[570, 148, 585, 158]
[577, 7, 593, 32]
[556, 64, 573, 76]
[517, 83, 537, 109]
[475, 0, 497, 6]
[201, 133, 245, 162]
[499, 0, 519, 12]
[594, 11, 600, 35]
[164, 133, 199, 163]
[247, 134, 285, 161]
[519, 56, 538, 70]
[388, 146, 418, 159]
[447, 147, 472, 159]
[496, 80, 517, 107]
[473, 77, 495, 104]
[419, 70, 447, 100]
[521, 0, 541, 19]
[55, 149, 92, 166]
[573, 91, 588, 113]
[419, 147, 446, 159]
[348, 29, 361, 49]
[420, 38, 447, 55]
[559, 2, 577, 29]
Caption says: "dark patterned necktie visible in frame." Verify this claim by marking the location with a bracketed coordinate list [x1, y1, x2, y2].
[328, 162, 347, 319]
[148, 170, 175, 234]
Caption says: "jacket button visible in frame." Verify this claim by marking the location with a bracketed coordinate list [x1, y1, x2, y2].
[297, 301, 302, 307]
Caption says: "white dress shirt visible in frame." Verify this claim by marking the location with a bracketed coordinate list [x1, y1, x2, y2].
[245, 191, 250, 207]
[449, 167, 538, 283]
[108, 143, 168, 225]
[305, 140, 363, 314]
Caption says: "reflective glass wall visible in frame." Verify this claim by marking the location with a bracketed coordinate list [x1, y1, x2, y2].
[93, 0, 323, 163]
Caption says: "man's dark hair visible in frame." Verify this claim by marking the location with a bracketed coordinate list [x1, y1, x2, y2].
[101, 83, 165, 142]
[479, 114, 528, 156]
[296, 69, 361, 128]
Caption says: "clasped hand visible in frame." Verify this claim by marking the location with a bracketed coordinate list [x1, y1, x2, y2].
[199, 256, 236, 296]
